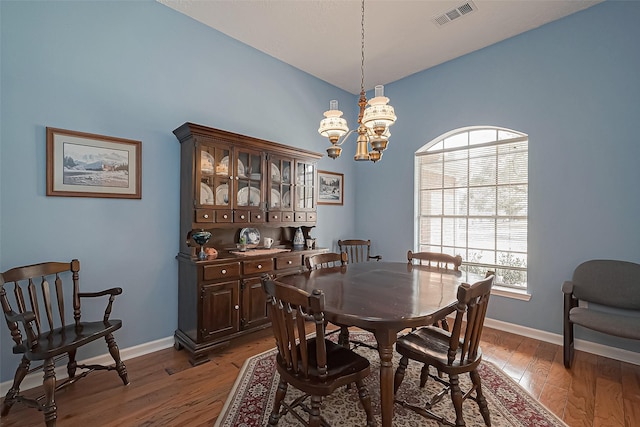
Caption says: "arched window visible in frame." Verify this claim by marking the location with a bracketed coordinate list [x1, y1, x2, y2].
[415, 127, 528, 290]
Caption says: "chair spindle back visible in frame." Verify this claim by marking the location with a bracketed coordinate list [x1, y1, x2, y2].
[305, 252, 348, 270]
[262, 276, 327, 380]
[447, 274, 494, 365]
[1, 260, 80, 349]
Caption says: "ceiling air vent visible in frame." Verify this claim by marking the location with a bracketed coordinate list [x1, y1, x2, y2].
[432, 1, 477, 27]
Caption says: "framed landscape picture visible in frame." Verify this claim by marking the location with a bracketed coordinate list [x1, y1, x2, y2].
[46, 127, 142, 199]
[318, 170, 343, 205]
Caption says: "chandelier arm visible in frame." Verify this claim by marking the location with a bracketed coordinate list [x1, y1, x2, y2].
[334, 129, 358, 147]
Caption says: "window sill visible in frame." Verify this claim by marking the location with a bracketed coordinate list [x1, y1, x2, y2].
[491, 285, 531, 301]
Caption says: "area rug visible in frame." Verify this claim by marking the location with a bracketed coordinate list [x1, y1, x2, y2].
[215, 332, 567, 426]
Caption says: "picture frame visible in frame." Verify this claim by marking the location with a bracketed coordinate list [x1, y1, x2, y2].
[46, 127, 142, 199]
[317, 170, 344, 205]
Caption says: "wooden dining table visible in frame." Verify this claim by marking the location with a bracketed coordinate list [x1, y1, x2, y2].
[277, 261, 484, 427]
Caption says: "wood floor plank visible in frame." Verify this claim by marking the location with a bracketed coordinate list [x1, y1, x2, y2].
[593, 377, 624, 427]
[564, 350, 598, 427]
[519, 340, 557, 399]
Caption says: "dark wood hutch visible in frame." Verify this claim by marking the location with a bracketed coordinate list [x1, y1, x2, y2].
[173, 123, 326, 365]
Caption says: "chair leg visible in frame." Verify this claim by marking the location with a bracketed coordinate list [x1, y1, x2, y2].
[394, 355, 409, 393]
[67, 349, 77, 379]
[355, 379, 375, 427]
[309, 395, 322, 427]
[42, 357, 57, 427]
[338, 326, 350, 348]
[563, 320, 574, 369]
[105, 333, 129, 385]
[269, 378, 288, 426]
[449, 374, 465, 427]
[1, 356, 30, 416]
[470, 369, 491, 426]
[420, 364, 430, 388]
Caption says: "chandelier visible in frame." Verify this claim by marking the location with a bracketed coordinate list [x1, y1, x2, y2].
[318, 0, 397, 163]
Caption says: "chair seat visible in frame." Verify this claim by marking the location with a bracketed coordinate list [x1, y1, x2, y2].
[13, 320, 123, 360]
[276, 338, 370, 396]
[570, 307, 640, 339]
[396, 326, 482, 373]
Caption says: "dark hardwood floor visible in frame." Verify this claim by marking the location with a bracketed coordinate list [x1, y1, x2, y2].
[1, 325, 639, 426]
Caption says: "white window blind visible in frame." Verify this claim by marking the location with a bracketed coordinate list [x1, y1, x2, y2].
[417, 128, 528, 289]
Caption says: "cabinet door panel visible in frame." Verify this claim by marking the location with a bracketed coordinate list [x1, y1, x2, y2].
[242, 277, 269, 330]
[200, 281, 239, 341]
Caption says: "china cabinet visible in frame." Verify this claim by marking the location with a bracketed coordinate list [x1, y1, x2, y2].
[172, 123, 325, 365]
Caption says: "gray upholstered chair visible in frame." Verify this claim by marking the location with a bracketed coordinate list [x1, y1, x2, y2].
[562, 259, 640, 368]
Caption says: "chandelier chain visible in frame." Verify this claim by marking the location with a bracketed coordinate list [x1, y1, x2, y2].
[360, 0, 365, 94]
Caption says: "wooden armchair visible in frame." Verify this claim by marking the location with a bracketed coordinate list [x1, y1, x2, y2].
[394, 273, 495, 427]
[338, 239, 382, 264]
[1, 260, 129, 427]
[261, 275, 375, 427]
[408, 250, 462, 271]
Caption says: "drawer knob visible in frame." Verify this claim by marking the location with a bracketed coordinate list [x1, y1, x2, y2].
[240, 215, 246, 220]
[287, 260, 292, 265]
[234, 305, 239, 310]
[223, 214, 228, 219]
[274, 215, 278, 219]
[221, 269, 227, 274]
[256, 214, 261, 219]
[257, 264, 262, 269]
[203, 214, 209, 219]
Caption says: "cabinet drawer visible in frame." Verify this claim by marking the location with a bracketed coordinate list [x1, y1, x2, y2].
[306, 212, 316, 222]
[276, 254, 302, 270]
[295, 212, 306, 222]
[216, 210, 233, 223]
[281, 212, 294, 222]
[251, 211, 266, 223]
[234, 210, 250, 223]
[195, 209, 214, 223]
[203, 262, 241, 281]
[268, 211, 281, 222]
[243, 259, 274, 275]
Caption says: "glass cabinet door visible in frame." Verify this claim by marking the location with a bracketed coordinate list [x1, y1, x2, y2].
[234, 148, 263, 208]
[198, 145, 231, 208]
[269, 156, 292, 211]
[295, 160, 316, 211]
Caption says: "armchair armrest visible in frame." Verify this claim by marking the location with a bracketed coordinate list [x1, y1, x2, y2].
[78, 287, 123, 321]
[78, 287, 123, 298]
[561, 280, 575, 294]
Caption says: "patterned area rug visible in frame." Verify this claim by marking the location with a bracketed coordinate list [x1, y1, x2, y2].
[215, 332, 567, 427]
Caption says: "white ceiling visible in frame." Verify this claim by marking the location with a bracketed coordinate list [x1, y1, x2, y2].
[158, 0, 602, 94]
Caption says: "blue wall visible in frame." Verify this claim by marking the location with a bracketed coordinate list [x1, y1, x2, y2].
[2, 0, 639, 382]
[355, 1, 640, 352]
[0, 0, 357, 382]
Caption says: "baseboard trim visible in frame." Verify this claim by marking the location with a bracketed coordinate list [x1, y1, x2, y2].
[3, 318, 638, 395]
[483, 318, 640, 366]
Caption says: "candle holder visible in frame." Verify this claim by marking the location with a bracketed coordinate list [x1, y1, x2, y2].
[191, 230, 212, 260]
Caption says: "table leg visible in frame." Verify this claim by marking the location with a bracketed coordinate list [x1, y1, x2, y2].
[375, 329, 397, 427]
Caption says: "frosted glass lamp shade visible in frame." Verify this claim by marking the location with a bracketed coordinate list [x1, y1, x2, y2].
[362, 85, 396, 133]
[318, 100, 349, 144]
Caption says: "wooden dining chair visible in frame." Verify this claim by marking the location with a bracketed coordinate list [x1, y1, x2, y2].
[407, 250, 463, 331]
[393, 273, 495, 427]
[408, 250, 462, 271]
[0, 260, 129, 427]
[261, 275, 375, 427]
[338, 239, 382, 264]
[305, 252, 348, 270]
[304, 252, 374, 351]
